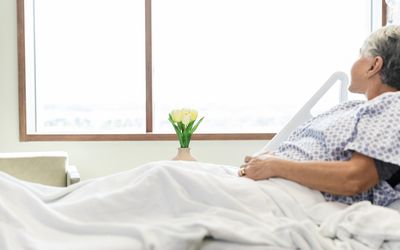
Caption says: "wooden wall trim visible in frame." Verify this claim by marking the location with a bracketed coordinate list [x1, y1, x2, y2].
[20, 133, 275, 141]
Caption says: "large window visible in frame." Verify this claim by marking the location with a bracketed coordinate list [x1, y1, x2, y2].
[18, 0, 384, 141]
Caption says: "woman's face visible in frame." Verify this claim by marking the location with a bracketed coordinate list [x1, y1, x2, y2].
[349, 56, 373, 94]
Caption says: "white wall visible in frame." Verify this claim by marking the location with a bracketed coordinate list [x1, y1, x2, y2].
[0, 0, 267, 180]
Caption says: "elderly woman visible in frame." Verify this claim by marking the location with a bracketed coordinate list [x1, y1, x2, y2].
[240, 25, 400, 207]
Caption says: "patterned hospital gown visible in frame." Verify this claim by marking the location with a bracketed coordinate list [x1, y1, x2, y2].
[275, 91, 400, 206]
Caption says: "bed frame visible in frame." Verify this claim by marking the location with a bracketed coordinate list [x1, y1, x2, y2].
[255, 71, 349, 155]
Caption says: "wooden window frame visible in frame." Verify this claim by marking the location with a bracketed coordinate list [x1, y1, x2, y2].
[17, 0, 386, 142]
[382, 0, 387, 26]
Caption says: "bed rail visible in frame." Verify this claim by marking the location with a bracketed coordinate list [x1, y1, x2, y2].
[255, 71, 349, 155]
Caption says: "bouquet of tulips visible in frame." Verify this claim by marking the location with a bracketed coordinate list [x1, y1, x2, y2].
[168, 108, 204, 148]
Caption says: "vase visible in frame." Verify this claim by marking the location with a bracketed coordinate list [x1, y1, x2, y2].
[172, 147, 197, 161]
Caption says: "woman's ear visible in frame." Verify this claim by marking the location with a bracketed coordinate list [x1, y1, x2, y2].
[367, 56, 383, 78]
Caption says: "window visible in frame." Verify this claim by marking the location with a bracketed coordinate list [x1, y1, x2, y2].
[18, 0, 384, 141]
[386, 0, 400, 24]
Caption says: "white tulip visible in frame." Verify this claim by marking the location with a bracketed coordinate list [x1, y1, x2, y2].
[182, 113, 191, 126]
[190, 109, 198, 121]
[170, 109, 182, 122]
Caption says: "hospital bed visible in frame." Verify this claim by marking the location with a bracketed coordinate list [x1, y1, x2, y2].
[256, 71, 349, 154]
[2, 72, 399, 250]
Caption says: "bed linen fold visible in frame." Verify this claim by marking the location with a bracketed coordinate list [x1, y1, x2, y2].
[1, 160, 399, 250]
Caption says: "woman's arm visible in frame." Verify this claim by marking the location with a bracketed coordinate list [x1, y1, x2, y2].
[242, 152, 379, 196]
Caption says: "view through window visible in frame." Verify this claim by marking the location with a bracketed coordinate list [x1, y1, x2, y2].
[20, 0, 380, 138]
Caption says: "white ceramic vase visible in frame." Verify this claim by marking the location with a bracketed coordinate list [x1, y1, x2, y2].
[172, 148, 196, 161]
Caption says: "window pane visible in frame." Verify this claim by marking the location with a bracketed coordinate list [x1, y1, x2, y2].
[152, 0, 371, 133]
[25, 0, 145, 134]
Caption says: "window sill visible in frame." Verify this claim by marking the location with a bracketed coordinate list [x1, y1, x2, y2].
[20, 133, 276, 142]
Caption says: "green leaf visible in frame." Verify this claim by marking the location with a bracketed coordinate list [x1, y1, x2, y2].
[178, 122, 185, 132]
[168, 114, 176, 124]
[191, 117, 204, 133]
[186, 120, 195, 133]
[169, 120, 180, 134]
[186, 133, 192, 147]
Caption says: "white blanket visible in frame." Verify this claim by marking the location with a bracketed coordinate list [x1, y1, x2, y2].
[1, 161, 400, 250]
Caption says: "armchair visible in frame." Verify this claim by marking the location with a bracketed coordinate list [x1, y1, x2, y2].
[0, 151, 80, 187]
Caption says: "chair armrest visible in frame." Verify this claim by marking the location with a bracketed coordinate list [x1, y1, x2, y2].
[66, 165, 80, 186]
[0, 151, 69, 187]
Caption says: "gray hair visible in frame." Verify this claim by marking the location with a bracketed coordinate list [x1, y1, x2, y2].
[361, 25, 400, 90]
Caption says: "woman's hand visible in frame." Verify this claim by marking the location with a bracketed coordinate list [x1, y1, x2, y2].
[239, 154, 283, 180]
[240, 152, 379, 196]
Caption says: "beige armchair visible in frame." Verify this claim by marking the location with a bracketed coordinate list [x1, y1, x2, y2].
[0, 151, 80, 187]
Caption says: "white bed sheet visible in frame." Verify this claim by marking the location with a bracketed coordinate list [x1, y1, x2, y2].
[1, 160, 400, 250]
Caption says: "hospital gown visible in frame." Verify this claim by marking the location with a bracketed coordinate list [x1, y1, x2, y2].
[275, 91, 400, 206]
